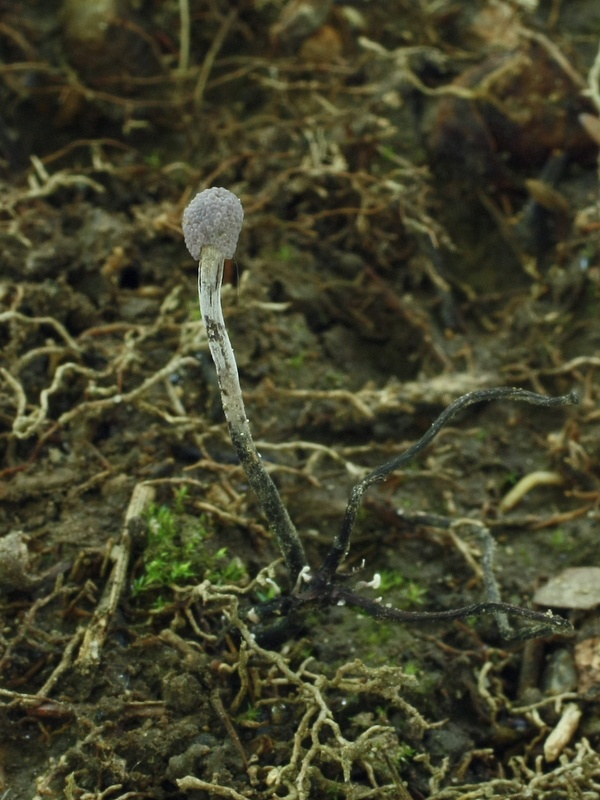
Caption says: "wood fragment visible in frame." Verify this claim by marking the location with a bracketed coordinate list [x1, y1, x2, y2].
[76, 482, 155, 670]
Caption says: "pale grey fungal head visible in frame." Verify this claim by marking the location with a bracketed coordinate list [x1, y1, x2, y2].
[182, 187, 244, 261]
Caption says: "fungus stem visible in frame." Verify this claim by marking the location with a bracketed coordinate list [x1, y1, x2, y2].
[198, 244, 308, 583]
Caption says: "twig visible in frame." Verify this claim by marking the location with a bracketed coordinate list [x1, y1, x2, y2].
[193, 10, 238, 109]
[76, 482, 155, 670]
[37, 628, 85, 697]
[178, 0, 190, 73]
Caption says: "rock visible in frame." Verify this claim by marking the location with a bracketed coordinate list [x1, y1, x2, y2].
[534, 567, 600, 610]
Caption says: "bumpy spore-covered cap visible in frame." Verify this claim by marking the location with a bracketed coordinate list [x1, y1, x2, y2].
[182, 187, 244, 261]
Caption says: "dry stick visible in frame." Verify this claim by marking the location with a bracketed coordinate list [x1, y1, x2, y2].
[178, 0, 190, 73]
[76, 482, 155, 670]
[193, 10, 237, 109]
[36, 629, 85, 697]
[182, 188, 308, 583]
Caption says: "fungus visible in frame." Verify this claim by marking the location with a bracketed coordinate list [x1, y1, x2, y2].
[183, 186, 577, 643]
[182, 187, 308, 583]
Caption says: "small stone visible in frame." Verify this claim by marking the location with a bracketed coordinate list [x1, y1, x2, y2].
[0, 531, 39, 591]
[534, 567, 600, 610]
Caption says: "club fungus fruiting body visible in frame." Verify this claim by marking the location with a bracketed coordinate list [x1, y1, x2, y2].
[182, 187, 308, 583]
[182, 186, 244, 261]
[183, 186, 576, 643]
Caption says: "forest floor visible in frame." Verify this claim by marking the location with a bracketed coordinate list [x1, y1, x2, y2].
[2, 1, 600, 798]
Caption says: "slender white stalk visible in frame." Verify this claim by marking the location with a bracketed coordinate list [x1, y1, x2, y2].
[183, 187, 307, 581]
[198, 245, 247, 433]
[198, 245, 306, 582]
[198, 245, 307, 582]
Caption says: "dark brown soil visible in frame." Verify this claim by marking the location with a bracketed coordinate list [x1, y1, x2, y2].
[2, 1, 600, 798]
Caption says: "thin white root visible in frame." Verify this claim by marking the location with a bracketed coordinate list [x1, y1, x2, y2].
[499, 470, 563, 513]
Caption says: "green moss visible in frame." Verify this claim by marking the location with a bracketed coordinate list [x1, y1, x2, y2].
[548, 528, 575, 553]
[275, 244, 296, 261]
[379, 570, 427, 608]
[395, 743, 416, 765]
[286, 351, 307, 368]
[206, 551, 248, 585]
[132, 489, 247, 603]
[236, 703, 261, 724]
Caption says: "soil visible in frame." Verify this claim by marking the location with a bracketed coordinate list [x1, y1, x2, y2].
[1, 1, 600, 799]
